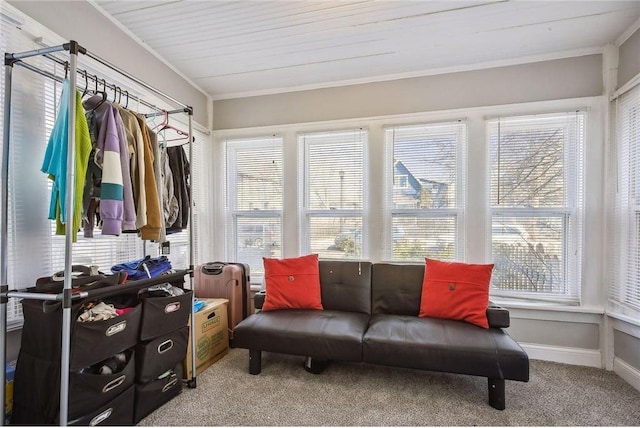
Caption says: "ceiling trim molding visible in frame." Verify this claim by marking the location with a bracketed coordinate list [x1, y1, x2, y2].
[211, 47, 603, 101]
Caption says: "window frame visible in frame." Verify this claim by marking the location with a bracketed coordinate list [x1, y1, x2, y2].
[609, 86, 640, 318]
[298, 128, 367, 260]
[384, 121, 467, 262]
[224, 136, 283, 280]
[487, 111, 585, 303]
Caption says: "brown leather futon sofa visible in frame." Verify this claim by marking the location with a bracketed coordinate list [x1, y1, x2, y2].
[233, 260, 529, 410]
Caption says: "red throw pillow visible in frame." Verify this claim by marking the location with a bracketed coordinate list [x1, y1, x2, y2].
[418, 258, 493, 328]
[262, 254, 323, 311]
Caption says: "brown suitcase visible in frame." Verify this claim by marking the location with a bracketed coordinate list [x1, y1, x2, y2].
[194, 262, 252, 339]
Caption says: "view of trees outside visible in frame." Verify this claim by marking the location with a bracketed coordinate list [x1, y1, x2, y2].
[489, 113, 584, 296]
[387, 123, 464, 261]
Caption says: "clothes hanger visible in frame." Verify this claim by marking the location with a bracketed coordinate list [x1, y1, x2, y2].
[81, 70, 89, 98]
[158, 113, 190, 143]
[151, 110, 168, 132]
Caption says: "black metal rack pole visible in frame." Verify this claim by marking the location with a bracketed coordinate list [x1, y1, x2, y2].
[187, 109, 197, 388]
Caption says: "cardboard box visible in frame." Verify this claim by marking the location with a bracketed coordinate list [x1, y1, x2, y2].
[184, 298, 229, 378]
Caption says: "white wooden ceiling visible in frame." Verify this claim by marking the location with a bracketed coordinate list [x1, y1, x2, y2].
[93, 0, 640, 99]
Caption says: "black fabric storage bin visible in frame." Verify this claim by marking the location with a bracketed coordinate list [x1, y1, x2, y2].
[11, 350, 62, 425]
[139, 290, 192, 340]
[71, 304, 142, 370]
[68, 349, 135, 419]
[136, 326, 189, 383]
[68, 384, 134, 426]
[133, 367, 182, 423]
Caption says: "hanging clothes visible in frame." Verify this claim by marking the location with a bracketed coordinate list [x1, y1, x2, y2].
[41, 79, 92, 242]
[166, 145, 190, 234]
[134, 113, 162, 241]
[116, 105, 147, 230]
[82, 95, 136, 236]
[159, 143, 179, 229]
[149, 128, 167, 243]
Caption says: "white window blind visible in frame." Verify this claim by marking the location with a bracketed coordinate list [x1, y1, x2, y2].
[1, 9, 55, 326]
[225, 136, 283, 278]
[488, 112, 584, 302]
[385, 122, 465, 262]
[300, 129, 365, 259]
[609, 85, 640, 316]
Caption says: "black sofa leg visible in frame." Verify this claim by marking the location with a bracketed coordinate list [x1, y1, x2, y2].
[249, 349, 261, 375]
[303, 357, 330, 374]
[488, 377, 505, 410]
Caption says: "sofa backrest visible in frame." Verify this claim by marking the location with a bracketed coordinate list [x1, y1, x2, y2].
[371, 263, 424, 315]
[319, 260, 372, 314]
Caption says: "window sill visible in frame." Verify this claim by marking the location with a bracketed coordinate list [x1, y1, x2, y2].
[492, 298, 604, 324]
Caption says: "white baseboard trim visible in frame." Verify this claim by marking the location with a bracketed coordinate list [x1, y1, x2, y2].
[520, 343, 602, 368]
[613, 357, 640, 392]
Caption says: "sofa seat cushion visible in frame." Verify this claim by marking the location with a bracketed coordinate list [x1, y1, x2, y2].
[363, 314, 529, 381]
[233, 310, 370, 362]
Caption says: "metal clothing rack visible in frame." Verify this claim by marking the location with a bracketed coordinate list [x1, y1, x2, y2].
[0, 40, 197, 426]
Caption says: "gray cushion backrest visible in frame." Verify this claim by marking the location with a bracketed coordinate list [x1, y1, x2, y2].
[319, 260, 372, 314]
[371, 263, 424, 315]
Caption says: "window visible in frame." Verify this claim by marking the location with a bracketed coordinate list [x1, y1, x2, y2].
[300, 129, 365, 259]
[225, 137, 283, 277]
[609, 85, 640, 317]
[385, 122, 466, 261]
[488, 112, 584, 301]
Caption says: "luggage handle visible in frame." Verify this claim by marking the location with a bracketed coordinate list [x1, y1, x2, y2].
[158, 339, 174, 354]
[202, 262, 226, 275]
[89, 408, 113, 426]
[102, 375, 126, 393]
[162, 376, 178, 392]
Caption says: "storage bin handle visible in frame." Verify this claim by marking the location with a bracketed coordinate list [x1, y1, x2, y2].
[102, 375, 126, 393]
[158, 339, 174, 354]
[162, 376, 178, 392]
[164, 301, 180, 314]
[89, 408, 112, 426]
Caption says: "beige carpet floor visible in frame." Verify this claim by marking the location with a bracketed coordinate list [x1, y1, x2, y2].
[138, 348, 640, 426]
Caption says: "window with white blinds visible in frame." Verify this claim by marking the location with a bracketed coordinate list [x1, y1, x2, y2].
[299, 129, 365, 259]
[1, 5, 205, 325]
[609, 85, 640, 316]
[225, 136, 283, 277]
[385, 122, 465, 262]
[488, 112, 584, 301]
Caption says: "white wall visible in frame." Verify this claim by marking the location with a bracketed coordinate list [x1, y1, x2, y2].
[213, 54, 602, 130]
